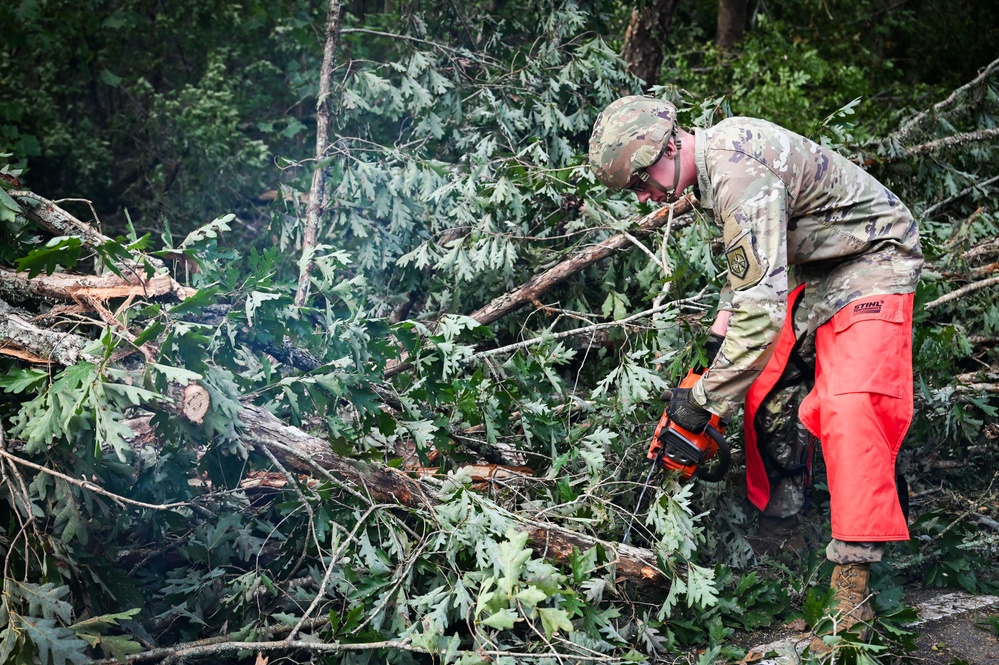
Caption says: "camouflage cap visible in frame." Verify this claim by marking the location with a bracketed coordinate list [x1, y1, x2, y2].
[588, 96, 678, 189]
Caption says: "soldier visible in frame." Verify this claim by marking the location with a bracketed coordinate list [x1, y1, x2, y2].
[588, 96, 922, 656]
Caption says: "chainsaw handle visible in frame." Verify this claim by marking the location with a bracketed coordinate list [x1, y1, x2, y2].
[694, 425, 730, 482]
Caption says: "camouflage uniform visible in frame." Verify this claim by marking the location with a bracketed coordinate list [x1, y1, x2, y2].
[689, 117, 922, 417]
[755, 345, 815, 519]
[588, 102, 922, 561]
[688, 117, 922, 560]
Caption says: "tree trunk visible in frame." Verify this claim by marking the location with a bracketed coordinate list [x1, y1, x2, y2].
[295, 0, 344, 306]
[239, 404, 668, 585]
[2, 300, 668, 586]
[716, 0, 749, 52]
[620, 0, 681, 90]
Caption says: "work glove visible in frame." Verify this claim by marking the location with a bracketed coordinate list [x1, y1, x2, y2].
[705, 332, 724, 366]
[662, 387, 711, 434]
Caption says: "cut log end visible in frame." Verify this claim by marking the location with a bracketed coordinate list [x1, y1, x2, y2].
[182, 384, 211, 424]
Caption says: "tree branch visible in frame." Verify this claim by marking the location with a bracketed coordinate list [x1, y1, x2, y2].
[465, 195, 697, 327]
[11, 191, 165, 270]
[472, 288, 710, 360]
[0, 267, 192, 304]
[894, 57, 999, 145]
[924, 275, 999, 310]
[904, 127, 999, 156]
[295, 0, 343, 306]
[920, 173, 999, 221]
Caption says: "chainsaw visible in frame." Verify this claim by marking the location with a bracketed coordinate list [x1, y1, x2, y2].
[622, 366, 731, 543]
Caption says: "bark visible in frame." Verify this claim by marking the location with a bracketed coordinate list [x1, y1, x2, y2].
[716, 0, 749, 51]
[295, 0, 344, 307]
[0, 267, 192, 304]
[0, 299, 88, 366]
[0, 298, 210, 422]
[468, 194, 696, 326]
[620, 0, 681, 90]
[241, 404, 667, 584]
[3, 301, 666, 585]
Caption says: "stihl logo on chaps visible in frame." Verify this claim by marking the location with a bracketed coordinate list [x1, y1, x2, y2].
[726, 247, 750, 280]
[853, 300, 884, 315]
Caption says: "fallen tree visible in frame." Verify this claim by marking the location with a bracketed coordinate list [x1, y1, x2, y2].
[0, 292, 666, 586]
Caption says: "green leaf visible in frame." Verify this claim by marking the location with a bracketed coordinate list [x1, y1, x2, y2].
[0, 187, 20, 222]
[480, 608, 518, 630]
[537, 607, 574, 637]
[19, 617, 90, 665]
[245, 290, 282, 326]
[149, 363, 203, 384]
[69, 608, 140, 634]
[10, 582, 74, 623]
[496, 528, 532, 595]
[685, 564, 718, 608]
[103, 383, 159, 407]
[0, 626, 21, 665]
[132, 321, 166, 347]
[513, 586, 547, 607]
[15, 237, 84, 277]
[180, 214, 233, 249]
[0, 368, 48, 394]
[92, 634, 144, 662]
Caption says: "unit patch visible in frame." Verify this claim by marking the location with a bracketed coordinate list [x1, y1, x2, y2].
[724, 229, 766, 290]
[727, 247, 750, 279]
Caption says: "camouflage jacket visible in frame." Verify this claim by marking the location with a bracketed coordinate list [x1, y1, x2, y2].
[689, 117, 923, 418]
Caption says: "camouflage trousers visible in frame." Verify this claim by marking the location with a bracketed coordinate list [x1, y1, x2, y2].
[756, 340, 814, 520]
[755, 334, 886, 564]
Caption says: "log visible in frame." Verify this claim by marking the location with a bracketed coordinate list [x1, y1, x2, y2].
[0, 298, 209, 422]
[0, 299, 88, 366]
[0, 267, 192, 304]
[239, 404, 666, 585]
[167, 382, 211, 424]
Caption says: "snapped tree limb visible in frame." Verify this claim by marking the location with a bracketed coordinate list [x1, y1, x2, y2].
[468, 194, 697, 326]
[1, 300, 667, 585]
[0, 267, 192, 305]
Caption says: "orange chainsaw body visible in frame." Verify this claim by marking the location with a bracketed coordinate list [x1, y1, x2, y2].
[649, 368, 728, 480]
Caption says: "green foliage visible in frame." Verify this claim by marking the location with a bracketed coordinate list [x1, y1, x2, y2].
[2, 0, 999, 663]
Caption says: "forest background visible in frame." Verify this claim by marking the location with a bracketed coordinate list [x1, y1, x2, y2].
[1, 0, 999, 663]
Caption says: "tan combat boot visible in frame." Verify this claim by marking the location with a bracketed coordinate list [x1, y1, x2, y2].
[808, 563, 875, 657]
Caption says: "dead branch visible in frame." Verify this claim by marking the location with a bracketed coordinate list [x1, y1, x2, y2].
[924, 275, 999, 310]
[467, 194, 697, 326]
[921, 174, 999, 222]
[894, 57, 999, 145]
[956, 383, 999, 394]
[295, 0, 343, 307]
[965, 237, 999, 261]
[10, 190, 165, 270]
[0, 267, 192, 304]
[11, 190, 114, 247]
[471, 288, 710, 360]
[905, 127, 999, 156]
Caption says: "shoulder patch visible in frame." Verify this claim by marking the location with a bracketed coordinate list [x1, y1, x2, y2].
[725, 230, 766, 291]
